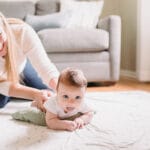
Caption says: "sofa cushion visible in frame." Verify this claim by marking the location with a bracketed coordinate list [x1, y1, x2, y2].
[0, 1, 35, 20]
[38, 28, 109, 53]
[60, 0, 104, 28]
[36, 0, 60, 15]
[47, 51, 109, 63]
[25, 11, 72, 32]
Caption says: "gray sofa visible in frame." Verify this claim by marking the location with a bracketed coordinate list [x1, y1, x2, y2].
[0, 0, 121, 83]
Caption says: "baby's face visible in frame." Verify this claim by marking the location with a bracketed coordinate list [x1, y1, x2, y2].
[57, 82, 86, 113]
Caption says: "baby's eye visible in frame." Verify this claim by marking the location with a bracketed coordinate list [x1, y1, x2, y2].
[63, 95, 68, 99]
[75, 96, 81, 100]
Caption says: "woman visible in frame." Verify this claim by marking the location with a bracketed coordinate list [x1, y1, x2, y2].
[0, 12, 59, 111]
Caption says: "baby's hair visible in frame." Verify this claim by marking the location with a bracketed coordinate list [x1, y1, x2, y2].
[57, 67, 87, 90]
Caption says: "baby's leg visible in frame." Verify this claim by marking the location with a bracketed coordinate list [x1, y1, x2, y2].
[12, 107, 46, 126]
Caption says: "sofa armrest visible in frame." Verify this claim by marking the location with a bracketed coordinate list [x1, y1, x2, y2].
[98, 15, 121, 81]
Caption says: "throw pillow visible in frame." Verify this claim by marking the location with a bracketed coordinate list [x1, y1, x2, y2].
[60, 0, 104, 28]
[25, 11, 72, 32]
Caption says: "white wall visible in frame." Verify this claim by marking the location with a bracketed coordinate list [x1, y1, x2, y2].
[136, 0, 150, 81]
[119, 0, 137, 78]
[100, 0, 138, 79]
[101, 0, 120, 17]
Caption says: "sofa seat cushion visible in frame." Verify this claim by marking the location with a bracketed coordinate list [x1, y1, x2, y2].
[48, 51, 109, 63]
[47, 51, 110, 82]
[38, 28, 109, 53]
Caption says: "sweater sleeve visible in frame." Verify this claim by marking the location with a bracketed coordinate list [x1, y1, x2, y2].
[0, 81, 11, 96]
[21, 24, 59, 87]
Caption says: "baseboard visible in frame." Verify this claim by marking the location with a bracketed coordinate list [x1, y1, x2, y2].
[120, 69, 137, 80]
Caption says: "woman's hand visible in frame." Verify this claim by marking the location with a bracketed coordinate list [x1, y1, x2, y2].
[33, 89, 54, 112]
[9, 83, 54, 112]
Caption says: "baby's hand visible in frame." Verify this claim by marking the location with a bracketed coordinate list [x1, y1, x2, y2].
[74, 118, 84, 129]
[65, 121, 77, 131]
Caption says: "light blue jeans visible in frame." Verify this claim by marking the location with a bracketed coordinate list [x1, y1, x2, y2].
[0, 61, 49, 108]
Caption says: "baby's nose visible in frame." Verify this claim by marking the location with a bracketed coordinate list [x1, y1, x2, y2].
[68, 99, 75, 104]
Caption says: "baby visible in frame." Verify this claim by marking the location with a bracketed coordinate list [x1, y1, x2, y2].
[44, 67, 94, 131]
[12, 68, 93, 131]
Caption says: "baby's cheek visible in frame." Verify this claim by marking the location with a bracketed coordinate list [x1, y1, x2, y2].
[75, 101, 82, 107]
[58, 99, 66, 108]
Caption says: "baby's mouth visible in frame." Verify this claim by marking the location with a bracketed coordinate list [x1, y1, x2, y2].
[64, 107, 75, 113]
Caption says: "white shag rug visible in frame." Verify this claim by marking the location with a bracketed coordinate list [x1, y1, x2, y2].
[1, 91, 150, 150]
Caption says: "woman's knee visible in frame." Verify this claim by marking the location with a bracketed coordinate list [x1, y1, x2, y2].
[0, 95, 9, 108]
[22, 60, 48, 90]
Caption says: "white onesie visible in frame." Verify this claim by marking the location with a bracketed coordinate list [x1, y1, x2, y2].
[44, 96, 91, 119]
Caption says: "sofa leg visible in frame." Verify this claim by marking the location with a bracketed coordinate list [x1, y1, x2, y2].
[88, 81, 116, 87]
[99, 81, 116, 86]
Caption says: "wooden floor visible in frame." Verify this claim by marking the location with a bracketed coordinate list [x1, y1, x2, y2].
[87, 77, 150, 92]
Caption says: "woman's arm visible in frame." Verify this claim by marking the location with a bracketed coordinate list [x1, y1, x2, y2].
[21, 24, 59, 91]
[9, 82, 50, 112]
[45, 111, 77, 131]
[9, 82, 39, 100]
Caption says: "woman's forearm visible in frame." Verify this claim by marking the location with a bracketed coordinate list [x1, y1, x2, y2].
[9, 82, 40, 100]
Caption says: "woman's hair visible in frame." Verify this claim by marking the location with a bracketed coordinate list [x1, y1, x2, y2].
[0, 12, 24, 83]
[57, 67, 87, 90]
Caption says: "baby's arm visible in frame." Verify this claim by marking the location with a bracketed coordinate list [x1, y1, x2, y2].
[45, 111, 77, 131]
[74, 111, 94, 129]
